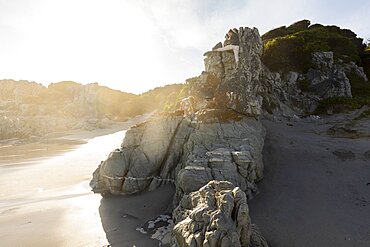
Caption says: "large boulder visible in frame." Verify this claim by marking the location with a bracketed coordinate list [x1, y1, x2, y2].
[173, 180, 268, 247]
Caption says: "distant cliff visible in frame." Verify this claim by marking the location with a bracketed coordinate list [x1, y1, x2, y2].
[0, 80, 183, 140]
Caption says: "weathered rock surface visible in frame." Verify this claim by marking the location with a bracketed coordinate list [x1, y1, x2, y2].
[173, 180, 268, 247]
[90, 112, 265, 201]
[199, 27, 263, 117]
[91, 115, 187, 194]
[306, 51, 352, 98]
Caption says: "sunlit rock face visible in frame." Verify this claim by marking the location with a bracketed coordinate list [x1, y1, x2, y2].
[90, 112, 265, 201]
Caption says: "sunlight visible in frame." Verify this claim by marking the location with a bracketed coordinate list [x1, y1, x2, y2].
[2, 0, 161, 94]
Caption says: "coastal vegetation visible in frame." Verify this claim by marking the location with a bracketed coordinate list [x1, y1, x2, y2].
[262, 20, 366, 73]
[261, 20, 370, 113]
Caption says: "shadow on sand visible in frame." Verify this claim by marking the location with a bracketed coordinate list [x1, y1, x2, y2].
[99, 185, 175, 247]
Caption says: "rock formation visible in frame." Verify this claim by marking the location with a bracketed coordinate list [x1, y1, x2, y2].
[306, 52, 352, 99]
[260, 51, 368, 114]
[173, 180, 268, 247]
[199, 27, 264, 117]
[91, 113, 264, 203]
[90, 23, 370, 246]
[91, 27, 269, 246]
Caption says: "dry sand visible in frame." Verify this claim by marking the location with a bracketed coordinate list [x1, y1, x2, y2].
[249, 117, 370, 247]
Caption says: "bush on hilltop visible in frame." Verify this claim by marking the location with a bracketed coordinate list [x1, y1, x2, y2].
[261, 20, 366, 73]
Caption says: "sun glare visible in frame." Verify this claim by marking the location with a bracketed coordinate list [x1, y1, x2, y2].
[1, 0, 164, 94]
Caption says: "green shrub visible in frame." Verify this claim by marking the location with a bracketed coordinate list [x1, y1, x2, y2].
[262, 20, 364, 73]
[347, 70, 370, 99]
[314, 97, 362, 114]
[262, 26, 288, 41]
[262, 20, 310, 41]
[361, 47, 370, 79]
[262, 35, 312, 72]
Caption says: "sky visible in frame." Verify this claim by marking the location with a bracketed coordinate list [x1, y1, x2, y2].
[0, 0, 369, 94]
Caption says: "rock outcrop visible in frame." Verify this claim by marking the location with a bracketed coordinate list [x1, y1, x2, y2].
[306, 52, 352, 99]
[88, 22, 370, 246]
[90, 112, 265, 203]
[199, 27, 263, 117]
[173, 180, 267, 247]
[260, 51, 369, 115]
[91, 26, 269, 246]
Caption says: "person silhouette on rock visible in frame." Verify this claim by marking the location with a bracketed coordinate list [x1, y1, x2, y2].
[213, 29, 240, 67]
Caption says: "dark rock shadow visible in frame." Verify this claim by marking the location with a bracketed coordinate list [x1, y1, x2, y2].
[98, 185, 175, 247]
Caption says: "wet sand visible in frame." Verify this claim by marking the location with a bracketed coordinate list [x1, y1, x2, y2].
[0, 131, 120, 247]
[0, 114, 152, 166]
[0, 113, 175, 247]
[249, 118, 370, 247]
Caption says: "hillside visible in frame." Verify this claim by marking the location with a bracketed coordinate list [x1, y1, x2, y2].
[259, 20, 370, 114]
[262, 20, 365, 72]
[0, 80, 183, 140]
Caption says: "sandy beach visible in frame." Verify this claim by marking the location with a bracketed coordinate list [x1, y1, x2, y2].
[0, 113, 175, 247]
[2, 111, 369, 247]
[249, 117, 370, 247]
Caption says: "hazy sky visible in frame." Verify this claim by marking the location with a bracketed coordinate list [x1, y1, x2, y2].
[1, 0, 369, 94]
